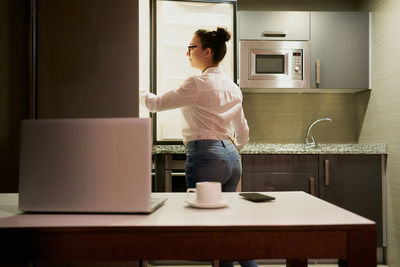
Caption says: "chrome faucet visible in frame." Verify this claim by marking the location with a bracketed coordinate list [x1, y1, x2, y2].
[305, 118, 332, 148]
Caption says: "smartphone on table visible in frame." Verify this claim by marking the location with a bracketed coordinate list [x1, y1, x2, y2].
[239, 192, 275, 202]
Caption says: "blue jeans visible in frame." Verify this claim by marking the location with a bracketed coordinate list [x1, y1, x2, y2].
[185, 140, 258, 267]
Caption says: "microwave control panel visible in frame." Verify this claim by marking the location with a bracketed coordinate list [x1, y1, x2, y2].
[292, 51, 303, 80]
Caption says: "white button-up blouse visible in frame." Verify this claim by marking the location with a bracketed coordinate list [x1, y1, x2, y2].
[140, 67, 249, 149]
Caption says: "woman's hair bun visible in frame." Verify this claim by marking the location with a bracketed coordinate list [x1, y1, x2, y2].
[194, 27, 231, 63]
[216, 27, 231, 42]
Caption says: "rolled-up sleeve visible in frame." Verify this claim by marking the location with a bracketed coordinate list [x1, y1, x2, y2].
[140, 77, 198, 113]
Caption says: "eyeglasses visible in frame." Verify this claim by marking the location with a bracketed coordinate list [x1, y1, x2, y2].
[187, 45, 198, 53]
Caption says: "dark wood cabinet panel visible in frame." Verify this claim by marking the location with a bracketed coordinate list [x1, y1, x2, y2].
[319, 154, 383, 246]
[154, 154, 187, 192]
[242, 173, 317, 195]
[242, 154, 318, 173]
[242, 154, 318, 195]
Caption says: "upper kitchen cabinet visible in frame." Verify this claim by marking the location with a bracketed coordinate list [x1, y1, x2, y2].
[310, 12, 370, 89]
[238, 11, 309, 41]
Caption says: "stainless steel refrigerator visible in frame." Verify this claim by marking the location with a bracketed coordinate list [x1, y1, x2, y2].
[148, 0, 237, 144]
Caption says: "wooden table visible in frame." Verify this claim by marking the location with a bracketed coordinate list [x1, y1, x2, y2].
[0, 192, 376, 266]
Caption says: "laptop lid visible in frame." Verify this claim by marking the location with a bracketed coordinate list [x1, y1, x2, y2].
[18, 118, 162, 213]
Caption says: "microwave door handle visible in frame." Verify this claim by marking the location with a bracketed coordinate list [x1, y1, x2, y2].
[262, 31, 287, 38]
[316, 59, 321, 87]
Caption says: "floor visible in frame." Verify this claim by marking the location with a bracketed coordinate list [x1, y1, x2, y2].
[147, 262, 388, 267]
[148, 265, 388, 267]
[11, 261, 387, 267]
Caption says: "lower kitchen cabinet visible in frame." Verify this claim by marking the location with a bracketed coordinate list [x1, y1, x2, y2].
[241, 153, 385, 247]
[241, 154, 318, 195]
[319, 154, 384, 246]
[154, 154, 187, 192]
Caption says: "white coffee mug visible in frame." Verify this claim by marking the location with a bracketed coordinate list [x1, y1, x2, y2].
[186, 182, 222, 204]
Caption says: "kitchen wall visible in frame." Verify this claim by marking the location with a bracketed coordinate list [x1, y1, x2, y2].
[36, 0, 139, 119]
[243, 93, 368, 144]
[358, 0, 400, 265]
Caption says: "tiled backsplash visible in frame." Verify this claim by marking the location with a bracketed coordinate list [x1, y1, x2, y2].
[242, 92, 370, 144]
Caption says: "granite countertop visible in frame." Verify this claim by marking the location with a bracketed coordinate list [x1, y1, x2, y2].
[154, 143, 388, 155]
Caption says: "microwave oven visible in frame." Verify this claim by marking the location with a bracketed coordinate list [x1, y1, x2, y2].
[239, 40, 310, 88]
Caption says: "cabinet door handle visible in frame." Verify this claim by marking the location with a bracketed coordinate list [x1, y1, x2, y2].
[171, 172, 186, 176]
[164, 170, 172, 192]
[309, 177, 316, 196]
[316, 59, 321, 87]
[262, 31, 287, 37]
[324, 159, 330, 186]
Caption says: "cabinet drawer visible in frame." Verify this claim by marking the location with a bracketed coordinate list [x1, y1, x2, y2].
[242, 173, 317, 195]
[242, 154, 318, 173]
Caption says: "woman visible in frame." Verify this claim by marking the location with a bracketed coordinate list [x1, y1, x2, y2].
[141, 28, 256, 267]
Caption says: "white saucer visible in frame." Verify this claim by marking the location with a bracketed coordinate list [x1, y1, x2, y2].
[185, 198, 229, 209]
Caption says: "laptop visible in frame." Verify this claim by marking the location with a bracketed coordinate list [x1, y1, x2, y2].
[18, 118, 166, 213]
